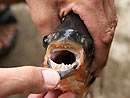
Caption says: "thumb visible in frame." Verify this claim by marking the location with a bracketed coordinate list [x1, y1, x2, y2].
[0, 66, 60, 97]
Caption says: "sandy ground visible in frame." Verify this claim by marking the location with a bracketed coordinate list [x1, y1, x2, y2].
[0, 0, 130, 98]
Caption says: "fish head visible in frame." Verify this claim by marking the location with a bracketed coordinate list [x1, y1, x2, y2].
[42, 28, 94, 96]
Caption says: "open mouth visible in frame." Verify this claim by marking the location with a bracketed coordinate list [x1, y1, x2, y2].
[47, 49, 82, 71]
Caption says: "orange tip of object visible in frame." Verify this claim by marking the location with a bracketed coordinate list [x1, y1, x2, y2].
[43, 64, 46, 67]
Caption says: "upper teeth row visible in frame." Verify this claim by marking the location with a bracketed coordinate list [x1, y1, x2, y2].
[48, 59, 78, 71]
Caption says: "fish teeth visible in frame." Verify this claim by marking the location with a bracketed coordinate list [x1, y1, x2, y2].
[61, 63, 65, 70]
[49, 59, 55, 69]
[71, 62, 79, 69]
[49, 59, 60, 70]
[56, 64, 61, 70]
[59, 63, 72, 71]
[66, 64, 72, 69]
[48, 59, 79, 71]
[72, 62, 77, 66]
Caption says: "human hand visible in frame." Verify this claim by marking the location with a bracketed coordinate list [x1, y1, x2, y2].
[28, 91, 76, 98]
[26, 0, 118, 77]
[0, 66, 60, 97]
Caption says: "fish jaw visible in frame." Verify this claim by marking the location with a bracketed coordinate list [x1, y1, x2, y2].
[43, 41, 93, 94]
[43, 41, 85, 71]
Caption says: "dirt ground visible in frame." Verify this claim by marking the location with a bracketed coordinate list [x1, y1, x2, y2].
[0, 0, 130, 98]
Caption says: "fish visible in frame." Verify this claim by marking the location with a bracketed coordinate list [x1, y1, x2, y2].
[42, 12, 95, 98]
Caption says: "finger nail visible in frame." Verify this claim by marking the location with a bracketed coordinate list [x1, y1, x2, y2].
[42, 68, 60, 89]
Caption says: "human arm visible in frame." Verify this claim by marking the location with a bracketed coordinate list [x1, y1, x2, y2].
[0, 66, 60, 97]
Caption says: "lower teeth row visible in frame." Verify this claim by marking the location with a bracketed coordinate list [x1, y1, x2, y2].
[48, 59, 76, 71]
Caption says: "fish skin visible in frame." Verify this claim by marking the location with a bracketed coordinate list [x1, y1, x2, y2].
[43, 12, 95, 97]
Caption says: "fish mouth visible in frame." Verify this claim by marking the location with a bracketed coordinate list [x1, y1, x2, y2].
[44, 41, 85, 72]
[48, 49, 80, 71]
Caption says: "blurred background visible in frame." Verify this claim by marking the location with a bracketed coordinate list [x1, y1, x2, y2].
[0, 0, 130, 98]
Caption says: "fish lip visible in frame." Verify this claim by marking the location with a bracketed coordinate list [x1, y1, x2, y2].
[44, 41, 85, 78]
[57, 64, 78, 79]
[51, 48, 81, 59]
[47, 50, 79, 79]
[47, 48, 81, 71]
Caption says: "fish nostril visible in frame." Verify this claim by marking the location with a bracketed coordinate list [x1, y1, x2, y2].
[50, 50, 76, 65]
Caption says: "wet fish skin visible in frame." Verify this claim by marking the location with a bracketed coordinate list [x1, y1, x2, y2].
[42, 12, 95, 97]
[43, 12, 94, 64]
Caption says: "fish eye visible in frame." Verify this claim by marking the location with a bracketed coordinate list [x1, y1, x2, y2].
[43, 36, 49, 48]
[83, 39, 94, 56]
